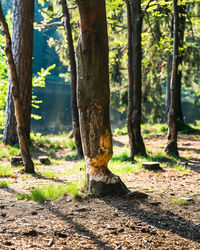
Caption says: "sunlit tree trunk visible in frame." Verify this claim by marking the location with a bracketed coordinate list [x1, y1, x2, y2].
[0, 3, 34, 173]
[76, 0, 129, 195]
[3, 0, 34, 145]
[60, 0, 83, 157]
[165, 0, 179, 157]
[126, 0, 146, 159]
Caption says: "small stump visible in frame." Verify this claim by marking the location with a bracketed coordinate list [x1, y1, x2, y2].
[142, 162, 162, 171]
[10, 157, 23, 166]
[38, 156, 51, 165]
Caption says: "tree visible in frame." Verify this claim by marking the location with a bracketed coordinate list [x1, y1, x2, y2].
[0, 2, 34, 173]
[3, 0, 34, 145]
[165, 3, 186, 129]
[75, 0, 129, 195]
[165, 0, 179, 156]
[60, 0, 83, 157]
[176, 3, 186, 129]
[126, 0, 147, 158]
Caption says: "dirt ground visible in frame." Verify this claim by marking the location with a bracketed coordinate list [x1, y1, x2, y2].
[0, 133, 200, 249]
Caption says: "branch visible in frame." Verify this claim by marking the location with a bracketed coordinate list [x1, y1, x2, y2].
[143, 0, 154, 15]
[110, 46, 127, 51]
[35, 21, 64, 28]
[36, 0, 77, 19]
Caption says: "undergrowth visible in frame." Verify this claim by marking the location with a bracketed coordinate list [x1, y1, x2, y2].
[16, 180, 86, 202]
[0, 181, 8, 188]
[0, 165, 14, 177]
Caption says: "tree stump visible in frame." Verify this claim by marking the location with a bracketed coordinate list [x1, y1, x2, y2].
[142, 162, 162, 171]
[38, 156, 51, 165]
[10, 156, 23, 166]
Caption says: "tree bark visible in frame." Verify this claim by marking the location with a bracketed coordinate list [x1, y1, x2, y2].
[165, 54, 172, 123]
[60, 0, 83, 157]
[176, 4, 186, 129]
[126, 0, 146, 158]
[165, 0, 179, 157]
[3, 0, 34, 145]
[165, 5, 185, 129]
[76, 0, 129, 196]
[0, 3, 34, 173]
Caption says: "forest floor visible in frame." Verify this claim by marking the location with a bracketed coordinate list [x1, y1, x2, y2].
[0, 128, 200, 249]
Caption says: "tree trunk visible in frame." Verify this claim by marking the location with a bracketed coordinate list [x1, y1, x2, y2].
[165, 5, 185, 129]
[3, 0, 34, 145]
[165, 54, 172, 123]
[76, 0, 129, 196]
[0, 3, 34, 173]
[176, 4, 186, 129]
[3, 82, 18, 145]
[60, 0, 83, 157]
[165, 0, 179, 157]
[126, 0, 146, 158]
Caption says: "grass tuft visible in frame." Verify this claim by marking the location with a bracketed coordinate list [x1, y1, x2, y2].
[110, 152, 132, 163]
[16, 181, 86, 202]
[0, 144, 20, 160]
[170, 164, 191, 174]
[68, 139, 76, 151]
[171, 197, 192, 205]
[0, 181, 8, 188]
[0, 165, 14, 177]
[114, 127, 128, 135]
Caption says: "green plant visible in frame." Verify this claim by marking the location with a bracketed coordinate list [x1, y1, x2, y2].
[32, 64, 56, 120]
[110, 152, 132, 163]
[68, 139, 76, 151]
[48, 149, 55, 155]
[27, 182, 84, 202]
[65, 154, 79, 161]
[170, 164, 191, 175]
[141, 123, 168, 137]
[0, 181, 8, 188]
[109, 163, 141, 175]
[0, 144, 20, 160]
[114, 127, 128, 135]
[171, 197, 192, 205]
[40, 170, 56, 178]
[0, 165, 14, 177]
[146, 151, 172, 163]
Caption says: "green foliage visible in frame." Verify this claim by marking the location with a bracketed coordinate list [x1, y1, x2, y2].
[110, 152, 131, 163]
[40, 170, 56, 178]
[32, 64, 56, 120]
[142, 123, 168, 137]
[109, 152, 142, 175]
[17, 181, 85, 202]
[0, 165, 14, 177]
[67, 139, 76, 151]
[0, 144, 20, 160]
[0, 181, 8, 188]
[114, 127, 128, 135]
[0, 12, 11, 129]
[144, 151, 173, 163]
[171, 197, 192, 205]
[169, 164, 191, 174]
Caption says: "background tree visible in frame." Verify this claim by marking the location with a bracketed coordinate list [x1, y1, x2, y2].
[165, 0, 179, 156]
[126, 0, 148, 158]
[76, 0, 129, 195]
[0, 2, 34, 173]
[60, 0, 83, 157]
[3, 0, 35, 145]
